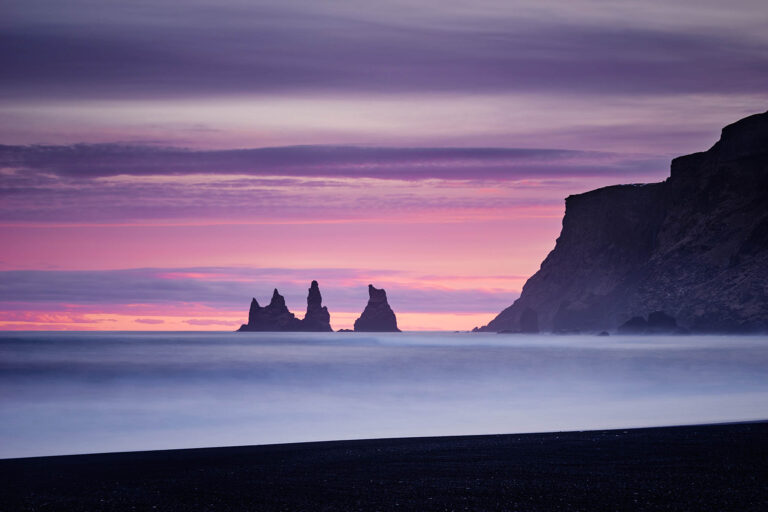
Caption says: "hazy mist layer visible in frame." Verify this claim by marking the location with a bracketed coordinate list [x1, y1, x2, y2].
[2, 332, 767, 458]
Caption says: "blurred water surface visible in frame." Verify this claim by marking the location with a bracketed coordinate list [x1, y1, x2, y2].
[2, 331, 767, 458]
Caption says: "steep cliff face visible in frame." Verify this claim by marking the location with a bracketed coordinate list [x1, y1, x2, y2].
[353, 284, 401, 332]
[478, 111, 768, 333]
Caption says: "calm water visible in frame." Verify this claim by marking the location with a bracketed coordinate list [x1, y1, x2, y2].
[1, 331, 767, 458]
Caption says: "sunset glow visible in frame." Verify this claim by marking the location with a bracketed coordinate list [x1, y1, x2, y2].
[2, 0, 767, 330]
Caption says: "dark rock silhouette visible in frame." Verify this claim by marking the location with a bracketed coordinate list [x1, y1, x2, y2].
[353, 285, 401, 332]
[519, 307, 540, 333]
[618, 311, 684, 334]
[647, 311, 679, 332]
[300, 280, 333, 332]
[238, 281, 333, 332]
[238, 289, 302, 332]
[476, 110, 768, 334]
[617, 316, 649, 334]
[494, 307, 539, 334]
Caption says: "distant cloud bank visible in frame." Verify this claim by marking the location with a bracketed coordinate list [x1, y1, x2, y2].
[0, 267, 519, 314]
[0, 143, 665, 179]
[2, 1, 767, 100]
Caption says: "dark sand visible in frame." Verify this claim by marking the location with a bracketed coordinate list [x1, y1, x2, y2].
[2, 422, 767, 511]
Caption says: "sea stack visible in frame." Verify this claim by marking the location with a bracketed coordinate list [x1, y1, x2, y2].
[353, 284, 401, 332]
[300, 280, 333, 332]
[237, 289, 302, 331]
[475, 110, 768, 334]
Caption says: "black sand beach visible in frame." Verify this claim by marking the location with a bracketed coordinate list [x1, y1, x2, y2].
[2, 422, 767, 511]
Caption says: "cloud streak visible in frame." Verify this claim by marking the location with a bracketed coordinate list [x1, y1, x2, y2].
[2, 1, 768, 100]
[0, 267, 521, 320]
[3, 0, 764, 330]
[0, 143, 665, 223]
[0, 143, 665, 180]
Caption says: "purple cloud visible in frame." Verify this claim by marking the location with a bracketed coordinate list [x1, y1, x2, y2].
[0, 267, 519, 314]
[0, 143, 667, 223]
[0, 144, 665, 179]
[1, 3, 767, 100]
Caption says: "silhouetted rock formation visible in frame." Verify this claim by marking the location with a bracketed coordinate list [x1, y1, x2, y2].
[301, 280, 333, 332]
[476, 111, 768, 334]
[617, 316, 649, 334]
[353, 285, 401, 332]
[618, 311, 685, 334]
[238, 282, 334, 332]
[238, 289, 302, 332]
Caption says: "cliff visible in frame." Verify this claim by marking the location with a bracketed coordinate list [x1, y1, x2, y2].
[238, 281, 333, 332]
[477, 110, 768, 333]
[353, 285, 401, 332]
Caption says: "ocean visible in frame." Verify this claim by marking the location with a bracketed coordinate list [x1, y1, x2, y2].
[2, 331, 767, 459]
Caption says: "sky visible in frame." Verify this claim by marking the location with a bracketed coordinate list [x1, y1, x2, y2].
[1, 0, 767, 330]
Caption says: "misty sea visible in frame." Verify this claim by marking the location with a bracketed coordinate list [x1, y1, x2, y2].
[2, 331, 767, 459]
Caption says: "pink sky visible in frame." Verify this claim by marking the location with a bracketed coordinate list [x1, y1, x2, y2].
[2, 0, 767, 330]
[0, 186, 566, 330]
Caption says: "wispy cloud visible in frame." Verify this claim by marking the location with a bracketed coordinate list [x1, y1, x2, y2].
[0, 267, 521, 314]
[0, 144, 665, 179]
[135, 318, 165, 325]
[2, 0, 764, 331]
[0, 143, 665, 224]
[2, 1, 767, 100]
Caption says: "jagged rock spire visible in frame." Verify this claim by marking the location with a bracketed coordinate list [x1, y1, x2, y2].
[269, 288, 286, 308]
[307, 281, 322, 308]
[238, 282, 332, 332]
[301, 281, 333, 332]
[238, 289, 301, 332]
[353, 284, 400, 332]
[247, 297, 260, 325]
